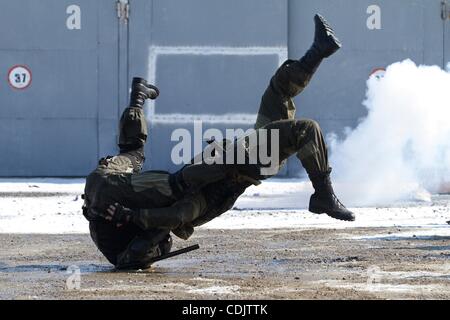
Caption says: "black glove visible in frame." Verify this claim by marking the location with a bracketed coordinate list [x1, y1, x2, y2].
[103, 202, 136, 226]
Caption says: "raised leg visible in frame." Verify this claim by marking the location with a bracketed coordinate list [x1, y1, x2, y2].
[117, 77, 159, 173]
[255, 14, 341, 129]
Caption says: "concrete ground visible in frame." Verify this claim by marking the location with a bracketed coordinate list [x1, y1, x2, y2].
[1, 225, 450, 299]
[0, 179, 449, 300]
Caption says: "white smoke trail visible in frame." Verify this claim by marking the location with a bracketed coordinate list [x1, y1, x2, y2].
[329, 59, 450, 206]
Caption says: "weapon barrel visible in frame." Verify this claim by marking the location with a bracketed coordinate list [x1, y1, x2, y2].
[150, 244, 200, 263]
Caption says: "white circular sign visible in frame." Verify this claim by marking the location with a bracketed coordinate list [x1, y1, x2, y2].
[8, 65, 32, 89]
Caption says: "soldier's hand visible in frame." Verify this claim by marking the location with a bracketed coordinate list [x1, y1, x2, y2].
[105, 203, 134, 227]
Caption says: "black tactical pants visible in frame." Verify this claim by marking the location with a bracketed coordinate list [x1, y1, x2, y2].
[85, 58, 331, 268]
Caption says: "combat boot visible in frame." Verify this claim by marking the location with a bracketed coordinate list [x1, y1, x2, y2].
[129, 77, 159, 108]
[308, 168, 355, 221]
[299, 14, 342, 73]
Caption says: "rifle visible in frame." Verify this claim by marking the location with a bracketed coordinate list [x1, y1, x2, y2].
[149, 244, 200, 264]
[116, 244, 200, 270]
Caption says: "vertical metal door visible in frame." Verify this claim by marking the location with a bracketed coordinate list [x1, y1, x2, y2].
[0, 0, 120, 176]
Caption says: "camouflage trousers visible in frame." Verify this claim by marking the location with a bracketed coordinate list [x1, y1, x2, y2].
[253, 58, 329, 175]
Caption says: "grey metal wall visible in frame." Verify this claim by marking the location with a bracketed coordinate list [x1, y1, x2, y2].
[0, 0, 448, 176]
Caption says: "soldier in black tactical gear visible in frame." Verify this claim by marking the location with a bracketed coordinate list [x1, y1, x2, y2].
[83, 14, 354, 270]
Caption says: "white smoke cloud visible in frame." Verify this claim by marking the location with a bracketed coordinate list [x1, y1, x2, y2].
[329, 59, 450, 206]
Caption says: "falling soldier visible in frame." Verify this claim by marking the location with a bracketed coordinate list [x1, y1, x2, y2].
[82, 14, 355, 270]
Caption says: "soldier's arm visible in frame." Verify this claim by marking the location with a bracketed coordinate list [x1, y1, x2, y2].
[105, 193, 208, 232]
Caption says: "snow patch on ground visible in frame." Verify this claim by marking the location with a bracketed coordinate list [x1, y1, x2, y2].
[318, 265, 450, 295]
[188, 285, 240, 295]
[320, 280, 450, 294]
[350, 227, 450, 241]
[0, 178, 85, 194]
[80, 281, 240, 296]
[0, 178, 449, 234]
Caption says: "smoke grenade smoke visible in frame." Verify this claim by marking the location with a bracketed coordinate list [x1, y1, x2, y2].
[328, 59, 450, 206]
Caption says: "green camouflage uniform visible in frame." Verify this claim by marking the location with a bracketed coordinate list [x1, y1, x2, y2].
[84, 104, 231, 268]
[83, 58, 329, 269]
[254, 58, 329, 172]
[84, 106, 176, 268]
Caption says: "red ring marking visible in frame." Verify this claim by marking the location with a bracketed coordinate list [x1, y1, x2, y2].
[370, 67, 386, 77]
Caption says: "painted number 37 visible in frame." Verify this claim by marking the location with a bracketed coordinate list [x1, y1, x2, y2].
[14, 73, 27, 84]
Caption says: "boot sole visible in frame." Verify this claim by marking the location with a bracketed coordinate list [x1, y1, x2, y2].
[309, 204, 355, 222]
